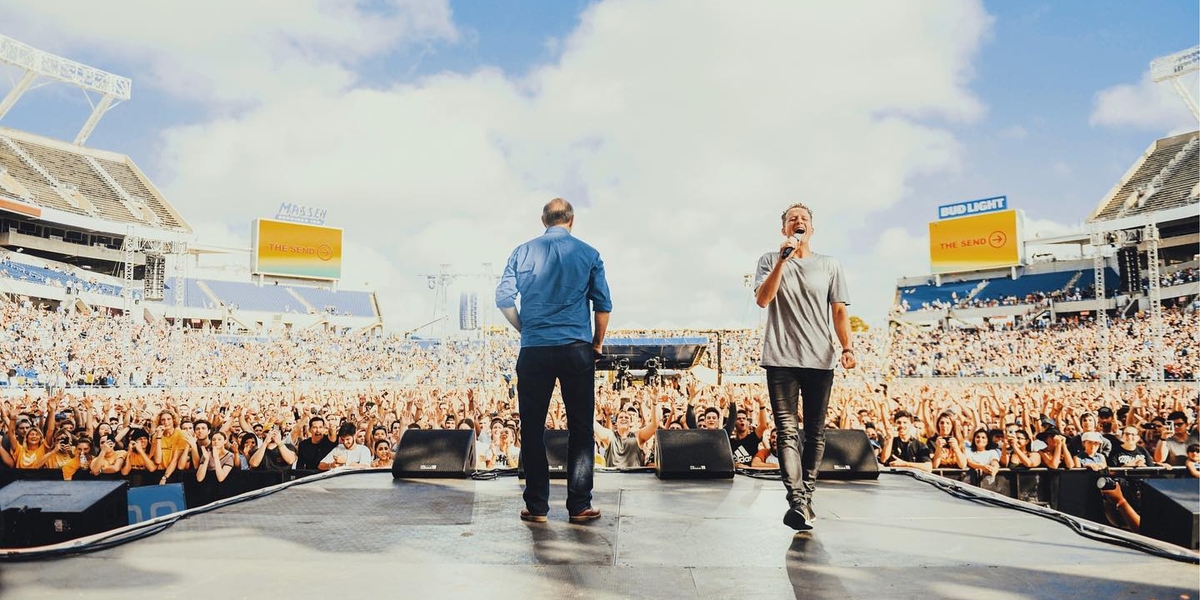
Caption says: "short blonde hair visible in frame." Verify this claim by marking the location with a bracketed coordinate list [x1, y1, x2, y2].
[780, 203, 813, 225]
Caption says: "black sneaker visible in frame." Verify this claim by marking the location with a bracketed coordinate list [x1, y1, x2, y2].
[783, 508, 812, 531]
[799, 499, 815, 523]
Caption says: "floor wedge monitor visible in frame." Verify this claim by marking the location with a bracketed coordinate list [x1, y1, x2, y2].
[392, 429, 477, 478]
[655, 429, 734, 479]
[0, 480, 128, 548]
[518, 429, 569, 479]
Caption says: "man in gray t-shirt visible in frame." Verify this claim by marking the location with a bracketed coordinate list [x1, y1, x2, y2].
[754, 202, 855, 531]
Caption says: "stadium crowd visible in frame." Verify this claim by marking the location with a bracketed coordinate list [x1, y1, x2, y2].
[0, 294, 1195, 531]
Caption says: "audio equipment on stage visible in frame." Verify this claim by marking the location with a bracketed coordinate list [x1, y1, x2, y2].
[518, 429, 569, 479]
[812, 429, 880, 480]
[1140, 478, 1199, 549]
[654, 429, 735, 480]
[392, 429, 476, 478]
[0, 480, 128, 548]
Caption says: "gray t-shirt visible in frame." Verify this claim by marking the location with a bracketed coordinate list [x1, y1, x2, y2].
[754, 251, 849, 369]
[603, 431, 646, 469]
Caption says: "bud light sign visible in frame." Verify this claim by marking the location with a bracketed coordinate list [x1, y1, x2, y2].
[938, 196, 1008, 220]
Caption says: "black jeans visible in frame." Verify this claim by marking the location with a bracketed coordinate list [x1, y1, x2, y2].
[764, 366, 835, 509]
[516, 341, 596, 515]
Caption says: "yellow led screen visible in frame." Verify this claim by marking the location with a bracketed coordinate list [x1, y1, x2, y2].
[928, 209, 1021, 275]
[251, 219, 342, 280]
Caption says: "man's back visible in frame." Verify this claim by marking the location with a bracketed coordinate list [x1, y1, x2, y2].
[496, 226, 610, 347]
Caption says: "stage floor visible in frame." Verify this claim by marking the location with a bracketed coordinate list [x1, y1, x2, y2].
[1, 471, 1196, 599]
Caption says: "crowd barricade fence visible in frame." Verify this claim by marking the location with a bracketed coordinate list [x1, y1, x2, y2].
[0, 464, 1184, 532]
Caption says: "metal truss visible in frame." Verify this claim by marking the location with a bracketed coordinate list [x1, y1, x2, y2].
[0, 34, 132, 145]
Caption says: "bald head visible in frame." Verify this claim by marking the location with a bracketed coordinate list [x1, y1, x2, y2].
[542, 198, 574, 228]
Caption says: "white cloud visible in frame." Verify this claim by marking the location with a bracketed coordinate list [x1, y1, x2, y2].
[855, 226, 930, 316]
[1090, 71, 1199, 133]
[1023, 216, 1087, 261]
[0, 0, 458, 104]
[997, 125, 1028, 139]
[5, 0, 994, 331]
[1024, 216, 1083, 240]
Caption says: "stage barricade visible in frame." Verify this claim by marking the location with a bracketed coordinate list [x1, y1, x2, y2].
[0, 466, 1188, 534]
[0, 468, 324, 514]
[931, 466, 1185, 524]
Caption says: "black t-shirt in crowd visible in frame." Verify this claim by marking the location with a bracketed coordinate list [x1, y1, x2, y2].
[295, 437, 336, 470]
[730, 431, 761, 465]
[253, 442, 297, 471]
[888, 437, 932, 465]
[1108, 445, 1154, 468]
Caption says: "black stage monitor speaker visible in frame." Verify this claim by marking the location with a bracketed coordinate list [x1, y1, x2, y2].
[815, 429, 880, 480]
[1140, 478, 1199, 549]
[0, 480, 128, 548]
[655, 429, 734, 480]
[518, 430, 569, 479]
[392, 429, 476, 478]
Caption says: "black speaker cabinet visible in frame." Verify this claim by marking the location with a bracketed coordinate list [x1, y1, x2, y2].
[654, 429, 734, 480]
[0, 480, 128, 548]
[518, 429, 570, 479]
[1140, 478, 1199, 549]
[392, 429, 476, 478]
[815, 429, 880, 480]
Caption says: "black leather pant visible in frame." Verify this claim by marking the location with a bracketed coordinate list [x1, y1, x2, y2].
[764, 366, 834, 509]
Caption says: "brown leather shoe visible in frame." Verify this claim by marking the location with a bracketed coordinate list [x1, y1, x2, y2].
[520, 509, 548, 523]
[568, 507, 601, 523]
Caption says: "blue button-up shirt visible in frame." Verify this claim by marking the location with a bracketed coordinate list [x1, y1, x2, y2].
[496, 226, 612, 348]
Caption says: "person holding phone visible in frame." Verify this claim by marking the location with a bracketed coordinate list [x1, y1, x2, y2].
[318, 423, 372, 470]
[249, 424, 297, 471]
[496, 197, 612, 524]
[1155, 411, 1199, 467]
[90, 434, 126, 476]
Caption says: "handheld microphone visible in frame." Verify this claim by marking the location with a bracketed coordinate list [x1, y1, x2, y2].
[780, 227, 806, 259]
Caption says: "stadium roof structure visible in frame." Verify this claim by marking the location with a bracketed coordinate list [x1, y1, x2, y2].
[0, 126, 190, 235]
[1088, 130, 1200, 224]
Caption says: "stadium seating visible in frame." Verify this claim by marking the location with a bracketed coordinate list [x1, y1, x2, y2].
[898, 280, 978, 310]
[150, 278, 377, 317]
[14, 138, 140, 223]
[201, 279, 304, 314]
[92, 157, 186, 229]
[0, 128, 189, 232]
[1072, 268, 1121, 297]
[1092, 131, 1199, 221]
[0, 257, 130, 298]
[160, 279, 213, 309]
[972, 271, 1077, 303]
[0, 135, 80, 214]
[290, 286, 376, 317]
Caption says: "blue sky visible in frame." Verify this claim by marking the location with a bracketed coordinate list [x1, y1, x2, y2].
[0, 1, 1196, 331]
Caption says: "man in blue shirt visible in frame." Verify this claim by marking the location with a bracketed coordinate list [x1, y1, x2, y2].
[496, 197, 612, 524]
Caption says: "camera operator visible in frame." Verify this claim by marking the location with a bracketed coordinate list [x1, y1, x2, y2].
[644, 357, 662, 387]
[614, 358, 632, 391]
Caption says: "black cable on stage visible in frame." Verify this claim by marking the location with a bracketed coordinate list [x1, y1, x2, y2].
[597, 466, 655, 474]
[470, 467, 518, 480]
[735, 466, 783, 480]
[887, 468, 1199, 565]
